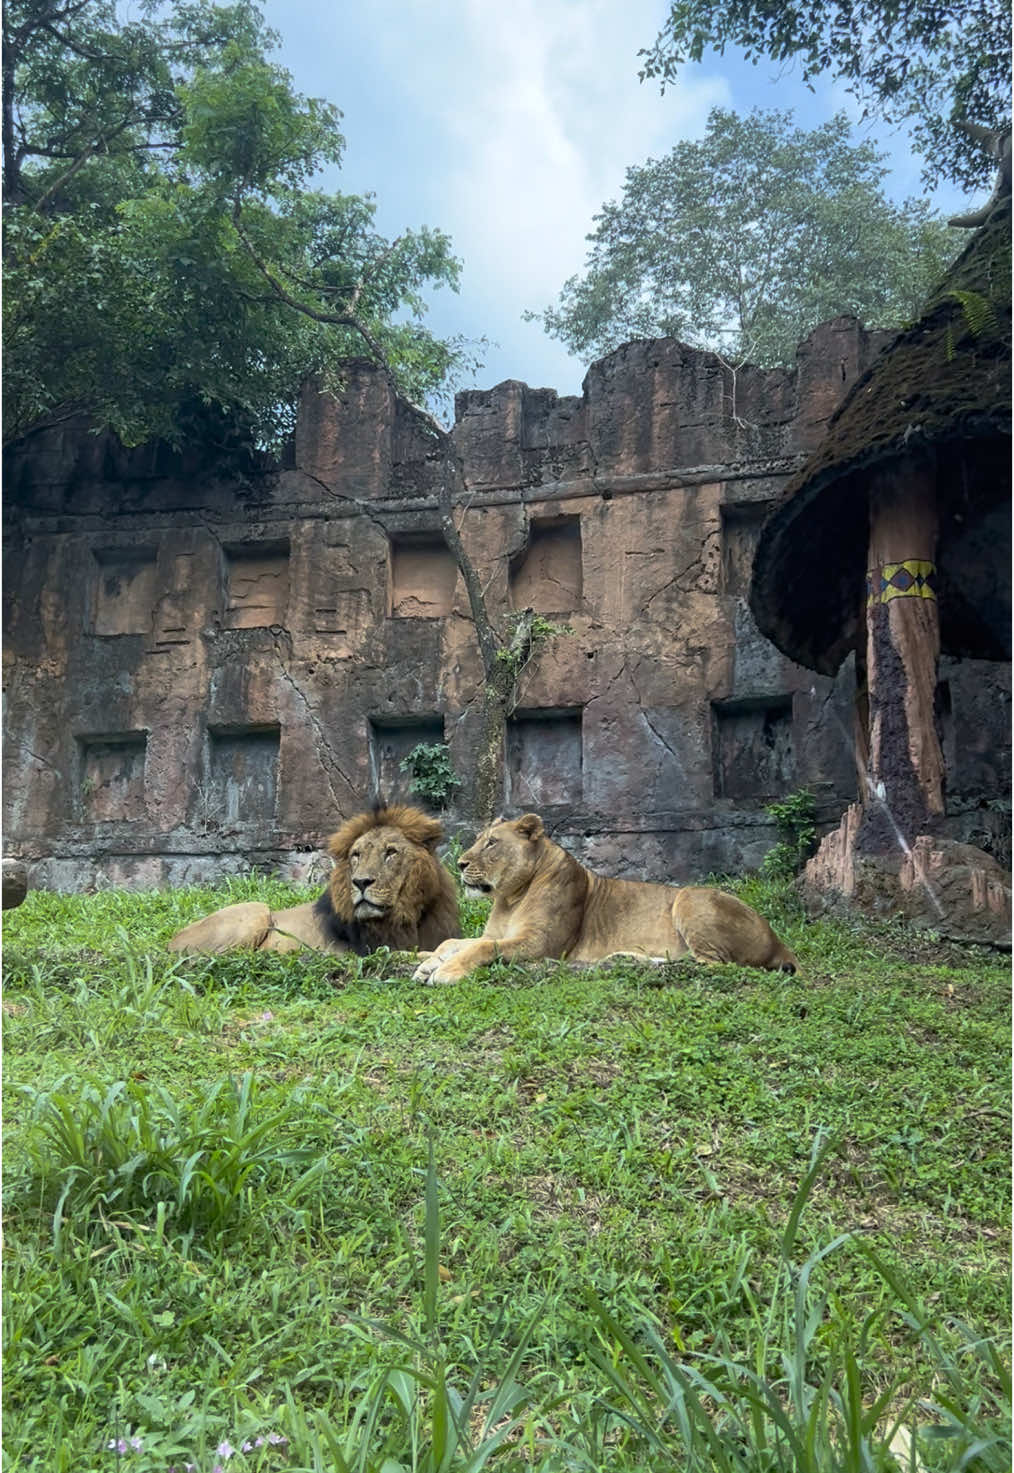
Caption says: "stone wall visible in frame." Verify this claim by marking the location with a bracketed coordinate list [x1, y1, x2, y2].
[5, 318, 1008, 890]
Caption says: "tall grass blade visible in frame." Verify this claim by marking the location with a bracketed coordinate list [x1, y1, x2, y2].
[780, 1129, 839, 1262]
[423, 1131, 440, 1340]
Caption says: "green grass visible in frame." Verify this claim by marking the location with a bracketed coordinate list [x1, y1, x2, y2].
[2, 871, 1009, 1471]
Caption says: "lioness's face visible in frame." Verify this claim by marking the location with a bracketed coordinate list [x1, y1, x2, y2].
[458, 815, 543, 898]
[348, 826, 427, 918]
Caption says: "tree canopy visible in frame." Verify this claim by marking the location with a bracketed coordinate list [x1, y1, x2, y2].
[2, 0, 476, 450]
[529, 108, 960, 369]
[639, 0, 1012, 193]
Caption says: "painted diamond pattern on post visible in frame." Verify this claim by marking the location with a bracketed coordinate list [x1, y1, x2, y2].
[866, 560, 938, 606]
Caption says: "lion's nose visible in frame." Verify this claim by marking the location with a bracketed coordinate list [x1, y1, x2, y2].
[457, 857, 469, 872]
[353, 875, 374, 895]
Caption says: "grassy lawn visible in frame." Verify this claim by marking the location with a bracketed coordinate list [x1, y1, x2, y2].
[2, 871, 1010, 1471]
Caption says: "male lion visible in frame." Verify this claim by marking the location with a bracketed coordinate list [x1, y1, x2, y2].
[169, 805, 459, 957]
[412, 813, 798, 984]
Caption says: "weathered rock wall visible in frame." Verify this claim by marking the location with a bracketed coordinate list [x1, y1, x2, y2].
[5, 319, 1008, 890]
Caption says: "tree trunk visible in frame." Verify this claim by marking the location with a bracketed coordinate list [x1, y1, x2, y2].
[860, 456, 944, 852]
[472, 686, 507, 824]
[435, 442, 512, 824]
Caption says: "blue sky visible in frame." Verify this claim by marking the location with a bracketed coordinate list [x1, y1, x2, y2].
[260, 0, 975, 402]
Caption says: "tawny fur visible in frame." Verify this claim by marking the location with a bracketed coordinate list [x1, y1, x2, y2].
[169, 805, 459, 956]
[413, 813, 798, 984]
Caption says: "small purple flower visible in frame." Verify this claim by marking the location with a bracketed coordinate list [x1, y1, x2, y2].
[130, 1437, 144, 1452]
[217, 1439, 236, 1460]
[107, 1438, 129, 1455]
[260, 1010, 274, 1022]
[267, 1432, 287, 1445]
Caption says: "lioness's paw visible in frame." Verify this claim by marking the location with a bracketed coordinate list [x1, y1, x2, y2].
[419, 957, 469, 985]
[411, 952, 443, 982]
[413, 944, 476, 984]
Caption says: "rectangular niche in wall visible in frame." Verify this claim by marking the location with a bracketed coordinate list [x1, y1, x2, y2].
[510, 516, 582, 613]
[77, 733, 148, 821]
[389, 536, 458, 617]
[506, 708, 582, 808]
[369, 717, 445, 802]
[719, 502, 772, 597]
[314, 588, 370, 637]
[92, 547, 158, 635]
[224, 540, 290, 629]
[711, 696, 795, 800]
[206, 725, 280, 823]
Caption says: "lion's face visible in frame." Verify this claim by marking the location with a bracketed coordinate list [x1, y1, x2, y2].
[346, 826, 433, 921]
[327, 805, 452, 938]
[458, 813, 545, 899]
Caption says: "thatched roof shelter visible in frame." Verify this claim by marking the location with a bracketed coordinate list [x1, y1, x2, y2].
[750, 199, 1011, 676]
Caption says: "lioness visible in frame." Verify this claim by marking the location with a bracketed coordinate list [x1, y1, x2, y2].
[169, 805, 459, 956]
[412, 813, 798, 984]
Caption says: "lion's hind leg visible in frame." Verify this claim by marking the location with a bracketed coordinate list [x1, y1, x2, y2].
[259, 902, 332, 954]
[671, 888, 797, 973]
[168, 901, 272, 955]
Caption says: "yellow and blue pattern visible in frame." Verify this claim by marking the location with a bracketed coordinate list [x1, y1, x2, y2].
[866, 559, 937, 606]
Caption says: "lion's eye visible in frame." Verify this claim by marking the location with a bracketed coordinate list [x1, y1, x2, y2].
[484, 838, 497, 849]
[350, 850, 361, 863]
[385, 847, 397, 860]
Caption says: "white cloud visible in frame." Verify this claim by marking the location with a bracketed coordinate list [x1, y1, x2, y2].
[317, 0, 727, 388]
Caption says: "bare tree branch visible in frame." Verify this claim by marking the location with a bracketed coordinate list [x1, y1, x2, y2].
[30, 114, 139, 212]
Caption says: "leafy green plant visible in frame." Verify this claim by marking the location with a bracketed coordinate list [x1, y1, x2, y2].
[18, 1071, 328, 1244]
[947, 288, 998, 340]
[440, 838, 492, 937]
[760, 788, 819, 880]
[400, 743, 462, 809]
[945, 287, 1002, 361]
[494, 610, 573, 715]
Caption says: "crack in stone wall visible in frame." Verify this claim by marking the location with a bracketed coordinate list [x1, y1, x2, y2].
[271, 648, 356, 819]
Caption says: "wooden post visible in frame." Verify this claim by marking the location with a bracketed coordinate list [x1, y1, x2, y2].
[861, 456, 944, 851]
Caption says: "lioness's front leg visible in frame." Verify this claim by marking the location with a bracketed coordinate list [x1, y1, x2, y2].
[412, 937, 500, 985]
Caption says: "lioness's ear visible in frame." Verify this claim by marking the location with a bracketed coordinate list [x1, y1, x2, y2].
[513, 813, 544, 841]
